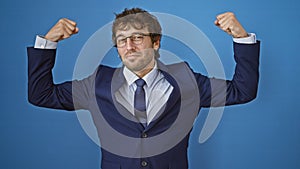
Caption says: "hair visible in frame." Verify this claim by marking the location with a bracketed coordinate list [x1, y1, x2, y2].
[112, 8, 162, 47]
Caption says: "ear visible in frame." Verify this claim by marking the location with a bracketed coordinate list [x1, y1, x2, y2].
[153, 40, 160, 51]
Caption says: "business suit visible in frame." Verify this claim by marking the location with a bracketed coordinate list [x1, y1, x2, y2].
[27, 41, 260, 169]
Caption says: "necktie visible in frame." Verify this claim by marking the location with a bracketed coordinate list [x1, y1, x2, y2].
[134, 79, 147, 125]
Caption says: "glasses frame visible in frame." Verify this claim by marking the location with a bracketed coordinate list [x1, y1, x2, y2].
[115, 33, 151, 48]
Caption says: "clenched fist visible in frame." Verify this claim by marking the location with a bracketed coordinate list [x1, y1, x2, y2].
[215, 12, 248, 38]
[45, 18, 79, 42]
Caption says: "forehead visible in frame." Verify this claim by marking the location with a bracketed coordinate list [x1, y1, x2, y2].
[115, 25, 149, 38]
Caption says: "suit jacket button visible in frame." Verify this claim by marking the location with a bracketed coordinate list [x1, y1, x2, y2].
[141, 132, 148, 138]
[141, 160, 148, 167]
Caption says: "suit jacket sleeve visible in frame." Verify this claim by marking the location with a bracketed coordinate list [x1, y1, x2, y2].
[27, 47, 94, 110]
[194, 41, 261, 107]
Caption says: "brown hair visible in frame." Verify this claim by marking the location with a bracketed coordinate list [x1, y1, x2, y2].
[112, 8, 162, 46]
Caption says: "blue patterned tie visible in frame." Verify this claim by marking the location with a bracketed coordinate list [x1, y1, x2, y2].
[134, 79, 147, 125]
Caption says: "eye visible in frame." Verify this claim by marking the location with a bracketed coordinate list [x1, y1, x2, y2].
[131, 35, 144, 41]
[117, 37, 126, 44]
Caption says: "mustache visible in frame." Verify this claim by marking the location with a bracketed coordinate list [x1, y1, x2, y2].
[125, 50, 140, 56]
[124, 48, 154, 56]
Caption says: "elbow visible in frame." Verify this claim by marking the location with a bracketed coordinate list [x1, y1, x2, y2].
[239, 87, 258, 104]
[27, 86, 50, 107]
[242, 92, 257, 103]
[28, 92, 43, 107]
[234, 79, 259, 104]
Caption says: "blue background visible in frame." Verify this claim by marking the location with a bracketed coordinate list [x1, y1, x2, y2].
[1, 0, 300, 168]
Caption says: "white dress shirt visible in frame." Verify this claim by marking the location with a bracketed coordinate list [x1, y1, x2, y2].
[117, 62, 173, 125]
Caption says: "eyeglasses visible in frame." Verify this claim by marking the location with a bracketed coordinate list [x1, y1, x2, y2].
[115, 33, 151, 48]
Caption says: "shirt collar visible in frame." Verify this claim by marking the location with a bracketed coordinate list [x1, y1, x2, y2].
[123, 61, 159, 87]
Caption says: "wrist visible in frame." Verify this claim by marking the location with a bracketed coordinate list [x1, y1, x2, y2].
[233, 31, 248, 38]
[233, 33, 256, 44]
[34, 35, 58, 49]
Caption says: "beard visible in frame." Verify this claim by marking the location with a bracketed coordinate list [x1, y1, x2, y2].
[122, 48, 155, 74]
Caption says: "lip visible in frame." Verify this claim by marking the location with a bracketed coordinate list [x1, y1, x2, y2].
[126, 54, 140, 59]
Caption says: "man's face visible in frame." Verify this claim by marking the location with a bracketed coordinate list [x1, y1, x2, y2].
[115, 26, 160, 77]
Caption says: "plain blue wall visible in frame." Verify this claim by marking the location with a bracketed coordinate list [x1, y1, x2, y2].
[1, 0, 299, 168]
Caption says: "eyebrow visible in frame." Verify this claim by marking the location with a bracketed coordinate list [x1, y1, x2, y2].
[116, 32, 147, 39]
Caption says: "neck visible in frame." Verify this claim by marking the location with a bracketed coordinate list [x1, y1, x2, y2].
[135, 60, 156, 78]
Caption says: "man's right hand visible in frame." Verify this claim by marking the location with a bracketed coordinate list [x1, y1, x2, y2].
[45, 18, 79, 42]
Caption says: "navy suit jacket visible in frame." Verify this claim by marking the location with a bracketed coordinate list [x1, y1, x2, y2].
[27, 42, 260, 169]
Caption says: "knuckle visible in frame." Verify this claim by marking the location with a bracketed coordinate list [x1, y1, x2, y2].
[227, 12, 234, 16]
[59, 18, 69, 24]
[227, 12, 235, 19]
[58, 18, 65, 23]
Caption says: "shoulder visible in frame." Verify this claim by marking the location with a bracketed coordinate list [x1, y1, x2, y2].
[158, 60, 190, 71]
[95, 64, 122, 79]
[164, 61, 194, 74]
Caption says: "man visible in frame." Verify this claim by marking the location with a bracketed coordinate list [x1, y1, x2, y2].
[27, 8, 260, 169]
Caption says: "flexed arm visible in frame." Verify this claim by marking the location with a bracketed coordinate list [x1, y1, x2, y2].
[27, 18, 91, 110]
[196, 12, 260, 107]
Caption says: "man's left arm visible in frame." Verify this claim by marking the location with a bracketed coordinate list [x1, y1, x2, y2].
[197, 12, 260, 107]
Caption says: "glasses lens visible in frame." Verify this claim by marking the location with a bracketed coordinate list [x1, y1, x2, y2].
[116, 33, 149, 47]
[116, 38, 126, 47]
[131, 35, 144, 45]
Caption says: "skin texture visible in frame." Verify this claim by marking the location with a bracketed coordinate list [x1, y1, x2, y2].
[44, 12, 248, 77]
[115, 27, 160, 77]
[214, 12, 248, 38]
[45, 18, 79, 42]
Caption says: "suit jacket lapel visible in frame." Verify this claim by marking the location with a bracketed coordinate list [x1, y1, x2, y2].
[110, 62, 181, 131]
[145, 60, 181, 130]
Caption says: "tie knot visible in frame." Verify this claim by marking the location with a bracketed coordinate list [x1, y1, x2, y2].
[135, 79, 146, 87]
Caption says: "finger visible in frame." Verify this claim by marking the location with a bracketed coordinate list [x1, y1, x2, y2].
[216, 13, 226, 21]
[220, 18, 233, 30]
[215, 17, 228, 27]
[216, 12, 231, 21]
[59, 21, 76, 34]
[217, 12, 235, 25]
[57, 18, 77, 34]
[214, 19, 220, 26]
[66, 23, 79, 34]
[58, 18, 77, 29]
[217, 13, 232, 25]
[62, 23, 75, 35]
[62, 26, 79, 39]
[52, 25, 72, 40]
[64, 18, 79, 33]
[217, 17, 229, 30]
[73, 27, 79, 34]
[216, 20, 233, 35]
[220, 16, 244, 35]
[62, 18, 77, 27]
[218, 14, 237, 30]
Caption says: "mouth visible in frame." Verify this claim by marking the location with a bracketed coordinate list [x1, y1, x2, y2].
[125, 52, 140, 60]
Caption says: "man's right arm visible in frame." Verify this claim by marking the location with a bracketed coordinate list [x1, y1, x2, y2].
[27, 18, 89, 110]
[27, 47, 75, 110]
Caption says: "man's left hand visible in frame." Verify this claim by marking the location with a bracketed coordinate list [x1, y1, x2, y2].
[215, 12, 248, 38]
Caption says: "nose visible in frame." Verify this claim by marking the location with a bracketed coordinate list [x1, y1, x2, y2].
[126, 38, 135, 50]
